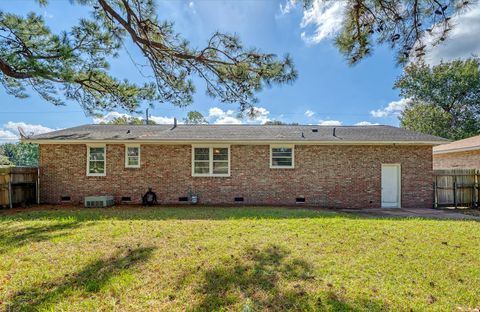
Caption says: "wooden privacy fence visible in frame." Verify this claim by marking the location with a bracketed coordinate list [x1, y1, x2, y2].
[434, 169, 479, 208]
[0, 167, 39, 208]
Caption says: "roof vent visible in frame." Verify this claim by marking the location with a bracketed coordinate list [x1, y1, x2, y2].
[312, 128, 318, 133]
[171, 117, 177, 130]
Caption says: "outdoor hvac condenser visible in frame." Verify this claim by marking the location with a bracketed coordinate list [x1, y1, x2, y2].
[84, 196, 114, 208]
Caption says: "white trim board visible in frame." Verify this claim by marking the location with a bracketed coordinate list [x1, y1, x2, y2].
[433, 145, 480, 155]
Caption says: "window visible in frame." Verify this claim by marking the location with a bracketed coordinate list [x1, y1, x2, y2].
[87, 145, 106, 176]
[192, 145, 230, 176]
[125, 145, 140, 168]
[270, 145, 294, 168]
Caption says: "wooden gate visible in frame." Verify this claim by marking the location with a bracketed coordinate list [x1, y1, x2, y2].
[434, 169, 479, 208]
[0, 167, 39, 208]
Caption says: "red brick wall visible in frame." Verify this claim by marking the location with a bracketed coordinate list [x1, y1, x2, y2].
[433, 150, 480, 169]
[39, 144, 433, 208]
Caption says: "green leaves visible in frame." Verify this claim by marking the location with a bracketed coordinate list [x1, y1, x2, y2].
[396, 58, 480, 140]
[183, 111, 208, 124]
[101, 116, 156, 125]
[318, 0, 467, 65]
[0, 10, 158, 114]
[0, 143, 39, 166]
[1, 0, 297, 114]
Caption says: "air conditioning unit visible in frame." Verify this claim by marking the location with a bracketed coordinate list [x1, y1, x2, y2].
[84, 196, 114, 208]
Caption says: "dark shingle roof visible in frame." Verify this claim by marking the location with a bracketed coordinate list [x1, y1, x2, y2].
[27, 124, 448, 144]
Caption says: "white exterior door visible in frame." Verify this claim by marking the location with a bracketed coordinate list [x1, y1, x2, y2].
[381, 164, 401, 208]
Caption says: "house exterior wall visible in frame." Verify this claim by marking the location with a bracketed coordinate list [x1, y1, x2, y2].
[39, 144, 433, 208]
[433, 150, 480, 169]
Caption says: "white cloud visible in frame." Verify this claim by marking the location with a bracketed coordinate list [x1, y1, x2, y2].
[208, 107, 231, 118]
[355, 121, 379, 126]
[0, 121, 57, 141]
[93, 112, 130, 124]
[215, 116, 243, 124]
[425, 3, 480, 65]
[207, 107, 242, 124]
[300, 0, 346, 45]
[249, 107, 270, 124]
[279, 0, 297, 15]
[93, 111, 175, 124]
[370, 98, 411, 118]
[149, 116, 175, 124]
[4, 121, 56, 137]
[318, 119, 342, 126]
[207, 106, 270, 124]
[0, 130, 17, 141]
[188, 1, 196, 14]
[304, 110, 315, 118]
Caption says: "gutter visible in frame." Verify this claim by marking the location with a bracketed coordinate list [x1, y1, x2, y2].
[433, 145, 480, 155]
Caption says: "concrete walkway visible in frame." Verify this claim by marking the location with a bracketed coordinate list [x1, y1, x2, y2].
[337, 208, 480, 220]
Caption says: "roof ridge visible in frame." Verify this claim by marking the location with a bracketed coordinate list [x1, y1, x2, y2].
[86, 123, 390, 127]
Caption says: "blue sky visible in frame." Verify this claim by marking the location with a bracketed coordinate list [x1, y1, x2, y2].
[1, 0, 479, 141]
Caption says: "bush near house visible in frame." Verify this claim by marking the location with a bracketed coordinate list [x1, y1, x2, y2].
[0, 207, 479, 311]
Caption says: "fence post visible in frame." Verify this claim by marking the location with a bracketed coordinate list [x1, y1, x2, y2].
[36, 167, 40, 205]
[8, 179, 12, 209]
[476, 171, 479, 209]
[453, 175, 457, 209]
[434, 176, 438, 209]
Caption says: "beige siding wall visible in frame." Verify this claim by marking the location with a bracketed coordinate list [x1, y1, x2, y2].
[433, 150, 480, 169]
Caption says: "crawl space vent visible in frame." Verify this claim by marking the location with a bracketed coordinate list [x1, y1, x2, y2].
[234, 197, 244, 202]
[121, 196, 131, 202]
[296, 197, 306, 204]
[60, 196, 71, 201]
[178, 196, 189, 202]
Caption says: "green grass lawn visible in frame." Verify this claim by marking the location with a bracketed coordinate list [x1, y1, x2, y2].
[1, 206, 479, 311]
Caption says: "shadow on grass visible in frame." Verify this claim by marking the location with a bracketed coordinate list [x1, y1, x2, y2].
[5, 247, 155, 311]
[187, 245, 385, 311]
[0, 206, 360, 222]
[1, 206, 474, 223]
[0, 220, 87, 254]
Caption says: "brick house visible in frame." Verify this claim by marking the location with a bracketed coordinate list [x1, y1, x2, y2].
[26, 124, 447, 208]
[433, 134, 480, 169]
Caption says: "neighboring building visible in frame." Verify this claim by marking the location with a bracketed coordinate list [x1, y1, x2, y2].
[26, 124, 447, 208]
[433, 135, 480, 169]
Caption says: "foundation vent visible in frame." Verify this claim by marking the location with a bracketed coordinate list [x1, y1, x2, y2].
[296, 197, 305, 204]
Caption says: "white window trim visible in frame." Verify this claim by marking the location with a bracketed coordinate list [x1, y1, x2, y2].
[270, 144, 295, 169]
[192, 144, 231, 177]
[125, 144, 141, 168]
[86, 144, 106, 177]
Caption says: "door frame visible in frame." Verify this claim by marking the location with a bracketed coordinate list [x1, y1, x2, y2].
[381, 163, 401, 208]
